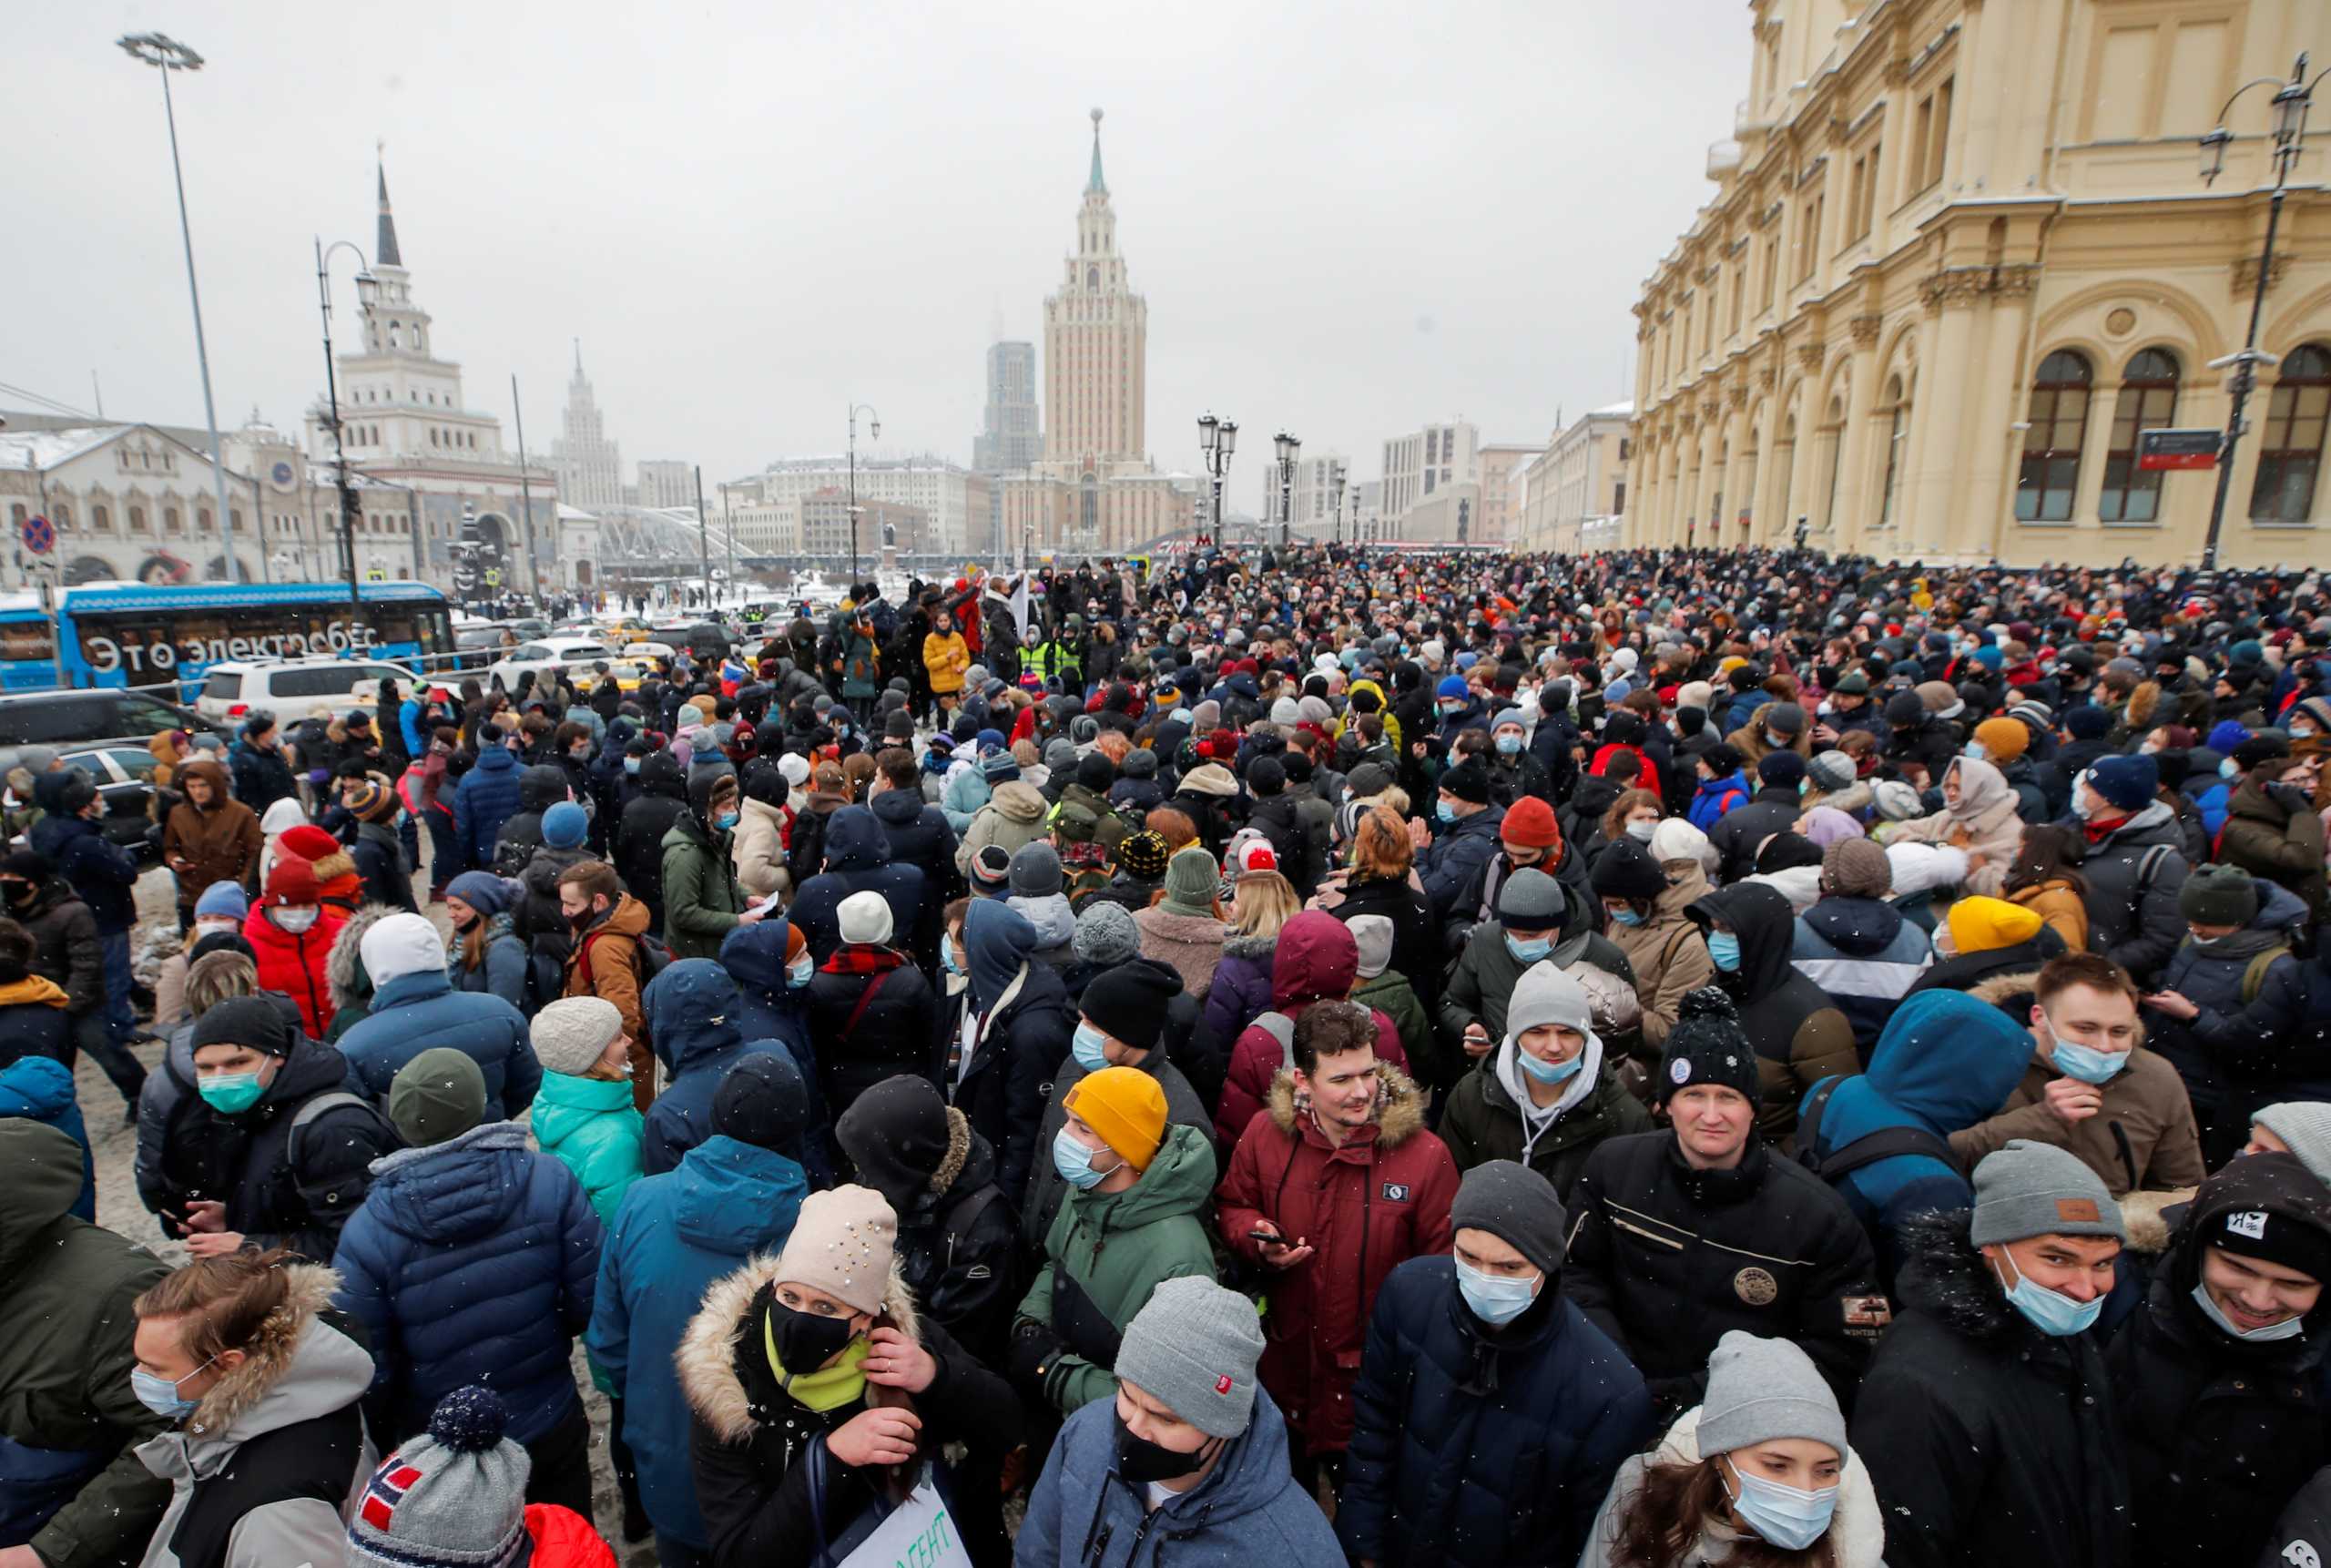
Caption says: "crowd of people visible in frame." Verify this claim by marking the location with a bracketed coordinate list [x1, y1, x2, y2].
[1, 540, 2329, 1568]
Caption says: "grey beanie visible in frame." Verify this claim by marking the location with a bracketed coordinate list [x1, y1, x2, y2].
[1695, 1331, 1847, 1459]
[1009, 840, 1064, 899]
[1970, 1138, 2126, 1247]
[1113, 1277, 1266, 1440]
[1449, 1159, 1566, 1277]
[1043, 738, 1078, 774]
[530, 996, 622, 1078]
[1269, 697, 1302, 727]
[2254, 1103, 2331, 1187]
[1807, 749, 1856, 793]
[1495, 867, 1566, 929]
[1348, 914, 1395, 981]
[1503, 961, 1596, 1049]
[1492, 708, 1527, 733]
[345, 1386, 530, 1567]
[1074, 900, 1142, 966]
[1871, 779, 1925, 822]
[2178, 863, 2259, 928]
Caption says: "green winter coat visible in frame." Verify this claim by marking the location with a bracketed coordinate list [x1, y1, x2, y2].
[1354, 969, 1444, 1091]
[1016, 1121, 1219, 1414]
[531, 1070, 646, 1231]
[1437, 1051, 1652, 1207]
[0, 1121, 172, 1568]
[1437, 917, 1637, 1052]
[661, 810, 748, 960]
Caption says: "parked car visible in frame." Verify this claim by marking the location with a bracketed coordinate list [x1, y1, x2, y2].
[58, 746, 171, 858]
[452, 625, 516, 672]
[0, 687, 227, 779]
[194, 657, 422, 724]
[482, 635, 614, 693]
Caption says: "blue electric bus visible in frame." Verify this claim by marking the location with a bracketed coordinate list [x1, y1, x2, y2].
[0, 581, 455, 697]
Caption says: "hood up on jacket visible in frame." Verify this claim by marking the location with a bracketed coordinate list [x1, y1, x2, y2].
[1685, 881, 1795, 1001]
[0, 1120, 89, 1275]
[1268, 911, 1359, 1012]
[671, 1134, 810, 1257]
[637, 748, 687, 800]
[646, 958, 747, 1073]
[517, 764, 570, 811]
[1624, 1405, 1886, 1568]
[986, 780, 1049, 824]
[175, 758, 233, 809]
[1008, 892, 1077, 949]
[152, 1263, 374, 1455]
[963, 898, 1037, 1012]
[869, 787, 930, 830]
[821, 806, 892, 873]
[1800, 894, 1908, 957]
[1855, 990, 2034, 1131]
[719, 917, 794, 1001]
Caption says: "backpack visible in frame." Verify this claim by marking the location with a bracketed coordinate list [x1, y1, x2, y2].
[1252, 1010, 1297, 1068]
[1795, 1076, 1966, 1185]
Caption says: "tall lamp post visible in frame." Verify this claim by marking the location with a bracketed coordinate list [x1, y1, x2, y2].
[1196, 412, 1237, 546]
[2198, 53, 2322, 573]
[847, 402, 880, 588]
[1330, 469, 1347, 547]
[119, 32, 239, 585]
[1274, 432, 1301, 550]
[313, 238, 379, 628]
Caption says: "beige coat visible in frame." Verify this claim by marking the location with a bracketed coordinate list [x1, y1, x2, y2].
[953, 780, 1051, 877]
[731, 796, 789, 899]
[1887, 756, 2025, 896]
[1606, 866, 1715, 1053]
[1131, 906, 1228, 1001]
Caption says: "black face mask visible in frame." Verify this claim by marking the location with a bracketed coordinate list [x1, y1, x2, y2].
[768, 1298, 859, 1373]
[2, 881, 31, 907]
[1115, 1410, 1220, 1484]
[567, 905, 597, 933]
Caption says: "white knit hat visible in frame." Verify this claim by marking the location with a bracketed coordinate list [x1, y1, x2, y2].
[838, 890, 894, 946]
[530, 996, 621, 1078]
[361, 912, 448, 989]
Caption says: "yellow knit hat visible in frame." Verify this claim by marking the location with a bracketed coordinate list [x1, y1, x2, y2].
[1947, 895, 2043, 955]
[1064, 1066, 1168, 1172]
[1972, 717, 2029, 762]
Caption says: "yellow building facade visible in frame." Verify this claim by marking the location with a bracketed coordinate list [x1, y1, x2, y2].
[1625, 0, 2330, 568]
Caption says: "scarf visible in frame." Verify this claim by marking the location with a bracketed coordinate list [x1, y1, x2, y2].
[0, 973, 68, 1009]
[763, 1310, 870, 1413]
[821, 943, 906, 977]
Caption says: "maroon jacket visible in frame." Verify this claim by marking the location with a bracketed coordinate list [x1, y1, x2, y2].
[1215, 911, 1410, 1145]
[1216, 1063, 1457, 1454]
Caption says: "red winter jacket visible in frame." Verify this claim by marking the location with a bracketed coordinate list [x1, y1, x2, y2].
[239, 905, 346, 1038]
[1216, 1064, 1457, 1454]
[1215, 911, 1409, 1145]
[524, 1503, 616, 1566]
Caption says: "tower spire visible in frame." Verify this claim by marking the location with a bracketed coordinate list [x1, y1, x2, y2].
[375, 147, 402, 268]
[1086, 107, 1106, 196]
[573, 337, 584, 377]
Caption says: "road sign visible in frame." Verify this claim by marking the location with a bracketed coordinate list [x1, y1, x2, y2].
[20, 514, 54, 555]
[2139, 428, 2221, 471]
[365, 565, 386, 582]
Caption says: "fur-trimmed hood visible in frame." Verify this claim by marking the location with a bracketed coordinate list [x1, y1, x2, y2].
[1222, 931, 1278, 962]
[326, 902, 401, 1013]
[1893, 1209, 2024, 1349]
[2120, 1186, 2197, 1257]
[1964, 967, 2043, 1015]
[1264, 1060, 1428, 1149]
[677, 1253, 921, 1444]
[141, 1264, 373, 1464]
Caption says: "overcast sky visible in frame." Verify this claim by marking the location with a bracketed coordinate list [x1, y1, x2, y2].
[7, 2, 1748, 502]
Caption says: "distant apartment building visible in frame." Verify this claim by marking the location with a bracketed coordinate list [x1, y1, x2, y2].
[972, 341, 1042, 473]
[636, 459, 695, 511]
[1522, 403, 1632, 553]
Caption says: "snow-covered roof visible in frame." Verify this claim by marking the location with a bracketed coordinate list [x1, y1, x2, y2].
[0, 424, 127, 471]
[555, 504, 596, 521]
[1591, 401, 1636, 418]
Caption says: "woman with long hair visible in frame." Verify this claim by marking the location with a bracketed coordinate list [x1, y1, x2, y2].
[1594, 788, 1666, 868]
[1582, 1332, 1882, 1568]
[1206, 865, 1299, 1044]
[442, 871, 528, 1008]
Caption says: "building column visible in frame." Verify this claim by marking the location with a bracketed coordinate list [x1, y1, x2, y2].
[1749, 394, 1783, 546]
[1904, 301, 1980, 559]
[2070, 384, 2122, 560]
[1779, 396, 1818, 546]
[1834, 330, 1882, 556]
[1974, 284, 2038, 561]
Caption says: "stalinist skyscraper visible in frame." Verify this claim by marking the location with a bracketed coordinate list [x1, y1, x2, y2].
[1003, 110, 1196, 559]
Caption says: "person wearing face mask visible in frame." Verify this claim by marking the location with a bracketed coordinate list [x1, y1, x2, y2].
[330, 1048, 604, 1518]
[1439, 867, 1636, 1081]
[2218, 751, 2328, 924]
[2067, 752, 2193, 987]
[677, 1183, 1017, 1566]
[556, 860, 657, 1106]
[238, 855, 346, 1039]
[150, 881, 249, 1032]
[2137, 865, 2313, 1166]
[1413, 758, 1505, 931]
[1949, 952, 2204, 1198]
[661, 771, 761, 962]
[1851, 1139, 2133, 1568]
[1340, 1160, 1654, 1568]
[1481, 708, 1551, 812]
[1564, 989, 1878, 1421]
[126, 1247, 376, 1568]
[1593, 837, 1714, 1064]
[155, 994, 393, 1264]
[1580, 1331, 1885, 1568]
[1017, 1275, 1345, 1568]
[439, 869, 527, 1012]
[2103, 1152, 2331, 1568]
[528, 996, 646, 1232]
[1009, 1064, 1218, 1418]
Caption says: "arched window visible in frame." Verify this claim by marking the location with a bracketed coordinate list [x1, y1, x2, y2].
[92, 505, 110, 533]
[129, 505, 148, 534]
[52, 503, 71, 530]
[2016, 350, 2092, 521]
[2101, 348, 2181, 523]
[164, 506, 182, 535]
[2251, 343, 2331, 523]
[1878, 375, 1911, 527]
[197, 507, 213, 533]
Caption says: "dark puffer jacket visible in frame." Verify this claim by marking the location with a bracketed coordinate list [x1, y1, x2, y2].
[331, 1121, 602, 1448]
[2143, 879, 2316, 1161]
[641, 960, 799, 1177]
[804, 945, 939, 1124]
[2075, 799, 2191, 984]
[490, 763, 572, 876]
[336, 966, 540, 1122]
[1685, 882, 1859, 1144]
[1562, 1130, 1878, 1417]
[2104, 1152, 2331, 1568]
[16, 876, 101, 1013]
[1850, 1210, 2132, 1568]
[451, 744, 524, 870]
[1338, 1257, 1653, 1568]
[942, 900, 1076, 1208]
[787, 806, 928, 966]
[867, 783, 958, 958]
[28, 797, 138, 933]
[615, 749, 691, 924]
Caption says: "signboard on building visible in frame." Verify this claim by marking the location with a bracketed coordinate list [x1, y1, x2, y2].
[2138, 429, 2221, 472]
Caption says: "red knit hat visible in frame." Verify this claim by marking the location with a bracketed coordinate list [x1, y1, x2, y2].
[262, 856, 322, 906]
[280, 823, 341, 861]
[1502, 796, 1562, 850]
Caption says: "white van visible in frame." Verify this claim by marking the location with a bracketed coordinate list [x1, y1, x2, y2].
[194, 657, 423, 723]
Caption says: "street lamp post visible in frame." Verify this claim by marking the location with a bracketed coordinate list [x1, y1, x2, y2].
[1330, 470, 1347, 548]
[313, 238, 379, 629]
[848, 403, 880, 588]
[119, 32, 239, 585]
[2198, 53, 2323, 573]
[1274, 432, 1301, 550]
[1196, 413, 1237, 547]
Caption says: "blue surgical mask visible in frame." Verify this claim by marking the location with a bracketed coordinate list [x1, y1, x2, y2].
[2045, 1020, 2127, 1084]
[1436, 799, 1457, 824]
[1705, 930, 1742, 972]
[2221, 758, 2241, 779]
[131, 1358, 215, 1420]
[2190, 1278, 2306, 1342]
[715, 810, 740, 830]
[1052, 1127, 1110, 1190]
[1504, 933, 1552, 963]
[1964, 740, 1989, 762]
[1495, 733, 1522, 756]
[1515, 1044, 1584, 1085]
[787, 955, 814, 989]
[624, 757, 642, 775]
[1454, 1257, 1541, 1326]
[1072, 1022, 1112, 1074]
[198, 1072, 267, 1115]
[1724, 1462, 1838, 1553]
[1611, 906, 1647, 927]
[1995, 1249, 2104, 1338]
